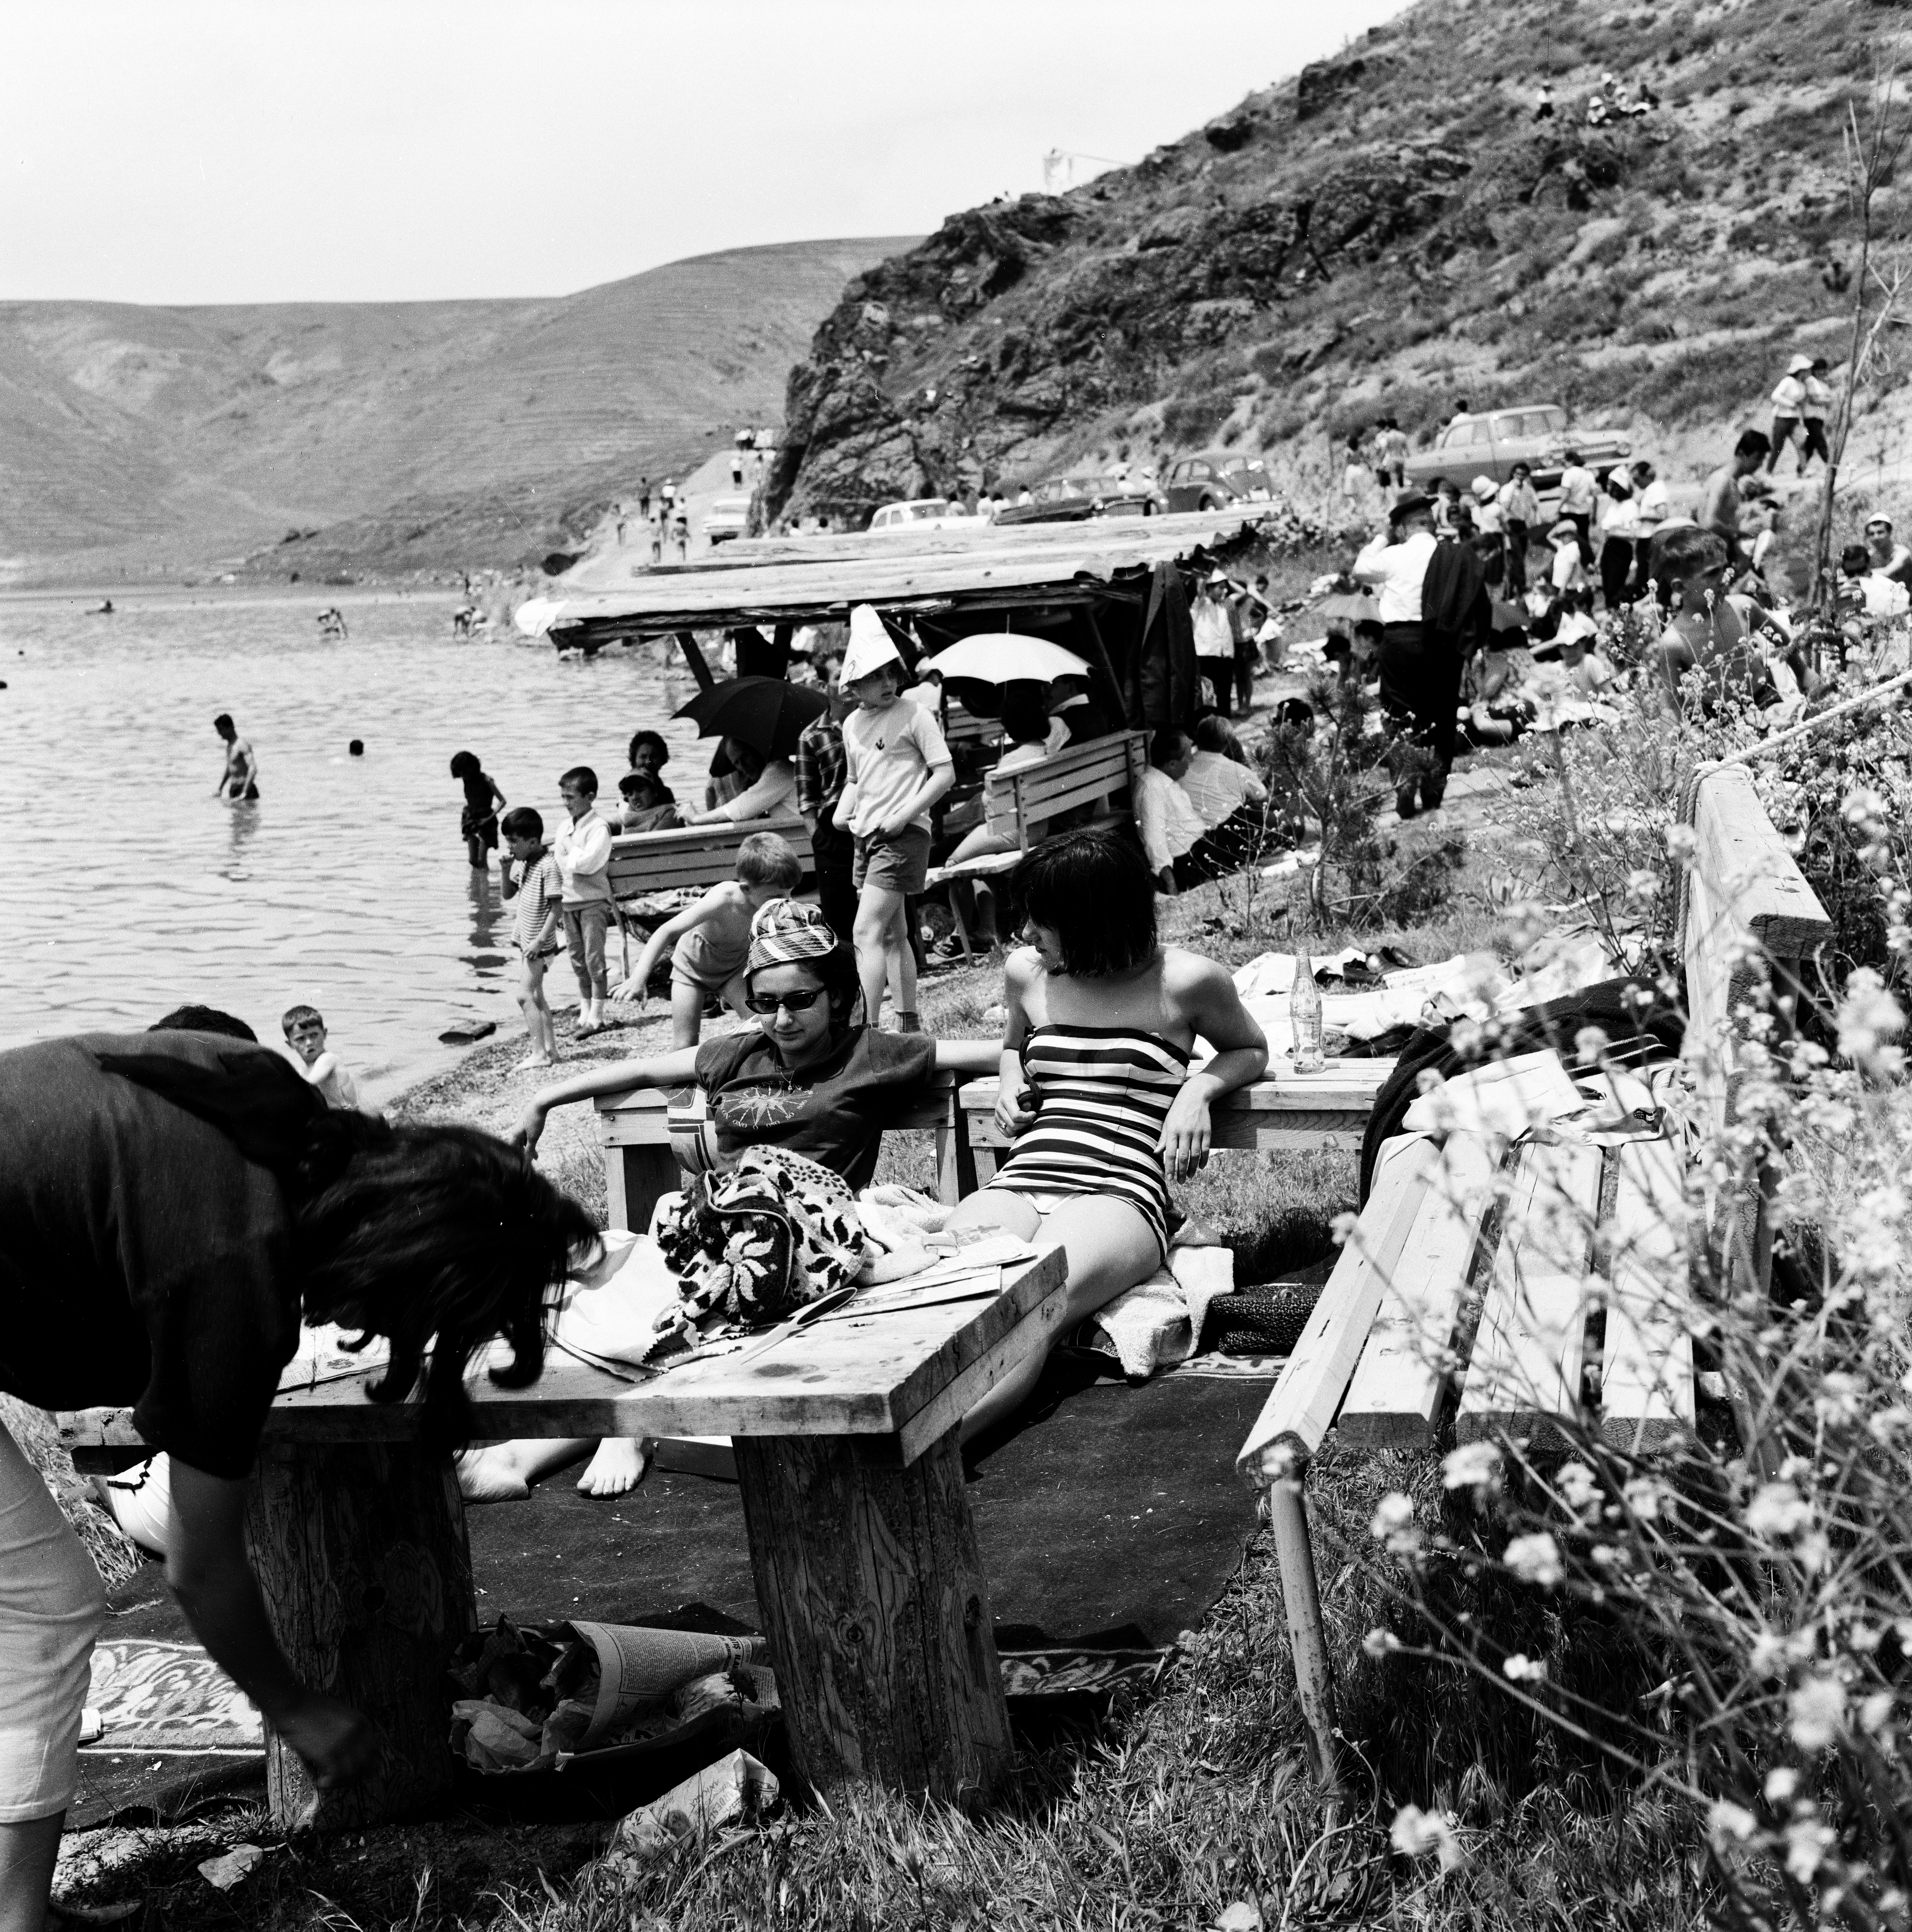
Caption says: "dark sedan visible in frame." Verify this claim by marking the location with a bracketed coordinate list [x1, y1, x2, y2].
[1162, 451, 1274, 513]
[992, 474, 1161, 525]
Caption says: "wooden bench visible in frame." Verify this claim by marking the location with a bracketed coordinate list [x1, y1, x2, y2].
[960, 1059, 1395, 1177]
[603, 816, 816, 977]
[597, 1068, 979, 1232]
[926, 730, 1149, 957]
[63, 1248, 1069, 1828]
[1233, 763, 1834, 1788]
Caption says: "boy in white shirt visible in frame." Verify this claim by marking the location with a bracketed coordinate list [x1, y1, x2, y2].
[832, 606, 954, 1031]
[552, 765, 615, 1035]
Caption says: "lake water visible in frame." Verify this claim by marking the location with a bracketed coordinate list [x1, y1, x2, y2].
[0, 588, 720, 1105]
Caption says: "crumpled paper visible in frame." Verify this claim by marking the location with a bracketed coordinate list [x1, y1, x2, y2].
[609, 1748, 780, 1862]
[198, 1844, 267, 1891]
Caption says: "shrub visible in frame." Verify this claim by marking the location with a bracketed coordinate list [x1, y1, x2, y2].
[1162, 393, 1231, 445]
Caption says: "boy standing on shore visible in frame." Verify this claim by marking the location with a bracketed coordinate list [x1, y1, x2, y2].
[832, 605, 952, 1032]
[280, 1004, 361, 1109]
[499, 806, 564, 1067]
[553, 765, 614, 1036]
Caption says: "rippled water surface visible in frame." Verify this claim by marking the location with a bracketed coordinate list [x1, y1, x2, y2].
[0, 589, 716, 1104]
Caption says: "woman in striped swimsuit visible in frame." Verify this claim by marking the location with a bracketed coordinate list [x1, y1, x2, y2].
[945, 827, 1268, 1440]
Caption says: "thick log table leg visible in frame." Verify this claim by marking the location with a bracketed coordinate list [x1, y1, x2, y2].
[733, 1427, 1009, 1807]
[244, 1442, 475, 1830]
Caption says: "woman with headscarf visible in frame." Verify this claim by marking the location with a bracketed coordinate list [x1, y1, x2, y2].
[460, 900, 1003, 1503]
[0, 1013, 593, 1930]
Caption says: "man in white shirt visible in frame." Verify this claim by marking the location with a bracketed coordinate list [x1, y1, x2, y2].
[1191, 574, 1239, 719]
[1556, 451, 1598, 567]
[1498, 463, 1541, 597]
[1135, 730, 1238, 893]
[1353, 494, 1451, 818]
[552, 764, 615, 1034]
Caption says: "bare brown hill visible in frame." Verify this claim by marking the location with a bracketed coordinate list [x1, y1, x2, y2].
[766, 0, 1874, 526]
[0, 237, 918, 583]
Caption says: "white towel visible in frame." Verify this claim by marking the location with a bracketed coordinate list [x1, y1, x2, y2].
[1085, 1245, 1235, 1379]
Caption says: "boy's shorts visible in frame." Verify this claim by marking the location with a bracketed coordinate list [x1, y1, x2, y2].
[514, 940, 559, 964]
[562, 904, 609, 989]
[852, 826, 932, 896]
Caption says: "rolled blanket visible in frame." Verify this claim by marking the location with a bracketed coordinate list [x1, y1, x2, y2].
[1084, 1245, 1235, 1379]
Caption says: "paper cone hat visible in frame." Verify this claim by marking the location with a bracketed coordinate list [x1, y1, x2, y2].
[841, 604, 902, 682]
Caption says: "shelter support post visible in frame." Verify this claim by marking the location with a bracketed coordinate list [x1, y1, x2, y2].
[674, 628, 717, 693]
[1266, 1463, 1345, 1793]
[732, 1426, 1010, 1807]
[244, 1441, 474, 1830]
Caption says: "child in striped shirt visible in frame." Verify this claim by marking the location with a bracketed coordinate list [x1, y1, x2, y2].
[500, 806, 563, 1067]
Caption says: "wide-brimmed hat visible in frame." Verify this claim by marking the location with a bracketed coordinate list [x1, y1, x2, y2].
[1471, 474, 1499, 502]
[1787, 354, 1816, 375]
[839, 604, 902, 683]
[1389, 491, 1434, 522]
[1547, 519, 1580, 541]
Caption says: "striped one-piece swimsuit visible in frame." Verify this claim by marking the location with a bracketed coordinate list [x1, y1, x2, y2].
[986, 1023, 1191, 1258]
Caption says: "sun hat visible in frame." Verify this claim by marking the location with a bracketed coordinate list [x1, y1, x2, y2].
[1787, 354, 1816, 375]
[839, 604, 902, 683]
[1547, 519, 1579, 541]
[1471, 475, 1499, 502]
[1389, 491, 1434, 522]
[746, 898, 840, 975]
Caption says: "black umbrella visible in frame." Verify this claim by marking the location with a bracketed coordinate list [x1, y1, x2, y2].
[672, 676, 827, 759]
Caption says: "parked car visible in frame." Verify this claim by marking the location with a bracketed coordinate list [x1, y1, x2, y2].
[1400, 405, 1631, 494]
[700, 496, 752, 545]
[992, 474, 1162, 526]
[867, 498, 977, 533]
[1162, 452, 1275, 513]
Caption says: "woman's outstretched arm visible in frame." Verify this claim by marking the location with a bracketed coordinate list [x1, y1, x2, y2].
[1158, 952, 1268, 1181]
[512, 1048, 703, 1153]
[932, 1038, 1002, 1076]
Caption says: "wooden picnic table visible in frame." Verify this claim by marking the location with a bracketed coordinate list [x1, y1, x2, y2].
[61, 1245, 1068, 1828]
[958, 1058, 1395, 1178]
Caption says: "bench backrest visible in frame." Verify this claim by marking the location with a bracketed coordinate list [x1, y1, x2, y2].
[607, 816, 814, 901]
[942, 700, 1005, 749]
[1676, 763, 1831, 1287]
[982, 730, 1149, 846]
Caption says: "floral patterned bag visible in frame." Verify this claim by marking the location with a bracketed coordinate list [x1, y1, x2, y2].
[653, 1146, 865, 1328]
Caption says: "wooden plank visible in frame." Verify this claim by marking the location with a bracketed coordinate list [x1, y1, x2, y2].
[1689, 764, 1834, 962]
[607, 817, 815, 900]
[60, 1250, 1069, 1456]
[734, 1426, 1009, 1806]
[1235, 1135, 1440, 1479]
[1455, 1140, 1602, 1444]
[243, 1441, 473, 1831]
[598, 1074, 960, 1141]
[980, 732, 1146, 843]
[1337, 1134, 1503, 1449]
[1598, 1137, 1697, 1450]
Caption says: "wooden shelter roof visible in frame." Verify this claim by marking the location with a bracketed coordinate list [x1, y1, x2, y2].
[515, 509, 1272, 639]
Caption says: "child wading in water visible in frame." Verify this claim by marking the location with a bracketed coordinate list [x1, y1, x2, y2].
[499, 806, 564, 1067]
[449, 749, 507, 868]
[280, 1004, 361, 1109]
[610, 832, 803, 1043]
[832, 604, 952, 1032]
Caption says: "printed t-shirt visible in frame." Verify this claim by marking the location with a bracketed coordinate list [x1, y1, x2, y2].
[693, 1026, 938, 1190]
[841, 698, 950, 837]
[0, 1032, 305, 1479]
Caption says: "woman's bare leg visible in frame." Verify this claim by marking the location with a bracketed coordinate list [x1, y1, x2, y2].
[944, 1192, 1161, 1440]
[458, 1438, 595, 1503]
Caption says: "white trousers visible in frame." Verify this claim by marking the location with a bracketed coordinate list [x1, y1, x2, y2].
[0, 1418, 106, 1821]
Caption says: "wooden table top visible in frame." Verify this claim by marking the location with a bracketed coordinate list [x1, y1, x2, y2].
[958, 1060, 1395, 1116]
[60, 1248, 1069, 1469]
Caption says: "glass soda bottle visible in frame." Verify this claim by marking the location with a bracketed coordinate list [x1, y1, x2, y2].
[1291, 948, 1324, 1073]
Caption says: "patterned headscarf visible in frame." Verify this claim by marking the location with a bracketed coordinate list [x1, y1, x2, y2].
[746, 897, 839, 975]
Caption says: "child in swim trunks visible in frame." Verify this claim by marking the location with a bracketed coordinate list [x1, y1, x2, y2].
[281, 1004, 362, 1109]
[610, 830, 803, 1046]
[450, 749, 507, 867]
[500, 806, 564, 1067]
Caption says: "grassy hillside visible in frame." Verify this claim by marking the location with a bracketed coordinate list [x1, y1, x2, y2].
[767, 0, 1880, 526]
[0, 237, 917, 583]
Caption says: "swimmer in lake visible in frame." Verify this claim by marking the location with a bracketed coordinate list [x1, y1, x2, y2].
[213, 713, 259, 801]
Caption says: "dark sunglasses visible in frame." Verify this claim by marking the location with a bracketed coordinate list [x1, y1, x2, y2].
[745, 988, 828, 1016]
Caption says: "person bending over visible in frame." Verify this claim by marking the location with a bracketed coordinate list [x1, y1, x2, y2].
[0, 1018, 593, 1932]
[940, 828, 1266, 1439]
[463, 898, 1003, 1503]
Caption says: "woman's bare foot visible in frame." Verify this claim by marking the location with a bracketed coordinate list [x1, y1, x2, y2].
[576, 1436, 654, 1497]
[456, 1447, 530, 1503]
[511, 1052, 560, 1071]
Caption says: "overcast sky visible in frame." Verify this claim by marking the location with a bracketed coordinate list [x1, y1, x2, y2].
[1, 0, 1409, 305]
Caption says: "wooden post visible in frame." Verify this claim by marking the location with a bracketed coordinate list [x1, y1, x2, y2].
[1266, 1471, 1344, 1792]
[732, 1427, 1010, 1808]
[614, 1142, 682, 1235]
[674, 628, 717, 693]
[244, 1442, 474, 1831]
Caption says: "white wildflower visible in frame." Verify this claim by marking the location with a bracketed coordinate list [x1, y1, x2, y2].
[1790, 1676, 1846, 1752]
[1363, 1627, 1402, 1659]
[1623, 1475, 1668, 1522]
[1765, 1767, 1798, 1803]
[1786, 1818, 1837, 1883]
[1749, 1631, 1787, 1679]
[1745, 1482, 1812, 1540]
[1503, 1532, 1565, 1588]
[1815, 1372, 1864, 1427]
[1555, 1461, 1599, 1511]
[1390, 1805, 1464, 1871]
[1837, 969, 1906, 1079]
[1862, 1691, 1894, 1735]
[1624, 870, 1662, 907]
[1666, 824, 1699, 863]
[1370, 1493, 1419, 1554]
[1440, 1442, 1503, 1495]
[1330, 1210, 1358, 1248]
[1707, 1800, 1759, 1844]
[1502, 1653, 1547, 1683]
